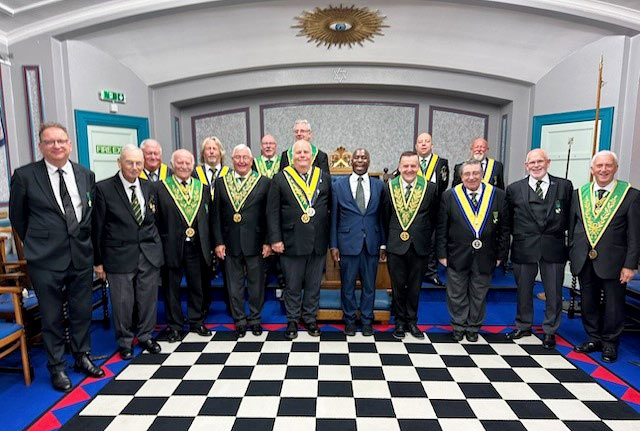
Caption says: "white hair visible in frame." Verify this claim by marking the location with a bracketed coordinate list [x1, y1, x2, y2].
[591, 150, 618, 167]
[526, 148, 550, 162]
[140, 139, 161, 152]
[170, 149, 194, 167]
[119, 144, 142, 160]
[294, 119, 311, 131]
[232, 144, 253, 158]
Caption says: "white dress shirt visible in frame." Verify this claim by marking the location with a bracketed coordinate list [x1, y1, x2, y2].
[400, 178, 416, 197]
[528, 173, 550, 199]
[119, 172, 145, 218]
[204, 163, 222, 184]
[45, 159, 82, 222]
[349, 172, 371, 208]
[465, 183, 484, 206]
[419, 154, 436, 182]
[594, 180, 615, 197]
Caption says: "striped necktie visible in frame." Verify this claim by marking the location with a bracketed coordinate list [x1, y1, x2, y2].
[130, 185, 142, 225]
[535, 180, 544, 199]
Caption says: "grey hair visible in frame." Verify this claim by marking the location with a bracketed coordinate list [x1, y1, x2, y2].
[591, 150, 618, 167]
[140, 139, 161, 152]
[170, 149, 195, 167]
[526, 148, 550, 162]
[199, 136, 225, 164]
[119, 144, 142, 160]
[232, 144, 253, 158]
[294, 119, 311, 131]
[461, 158, 483, 170]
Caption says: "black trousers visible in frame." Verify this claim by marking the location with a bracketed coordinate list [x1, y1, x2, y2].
[166, 241, 207, 331]
[578, 260, 627, 347]
[28, 263, 93, 373]
[224, 254, 265, 326]
[387, 245, 428, 326]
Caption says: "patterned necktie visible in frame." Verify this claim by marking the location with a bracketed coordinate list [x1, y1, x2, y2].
[150, 171, 157, 182]
[597, 189, 607, 200]
[356, 176, 366, 214]
[470, 192, 478, 207]
[405, 184, 412, 201]
[209, 168, 216, 184]
[237, 176, 245, 186]
[130, 185, 143, 225]
[265, 160, 273, 170]
[420, 158, 427, 173]
[57, 169, 80, 235]
[535, 180, 544, 199]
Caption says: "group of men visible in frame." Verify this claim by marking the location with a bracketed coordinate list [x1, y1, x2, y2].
[9, 119, 639, 394]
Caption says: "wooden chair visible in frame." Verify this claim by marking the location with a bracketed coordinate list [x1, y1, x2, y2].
[0, 285, 32, 385]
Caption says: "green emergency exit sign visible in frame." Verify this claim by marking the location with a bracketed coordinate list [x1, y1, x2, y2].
[95, 145, 122, 155]
[99, 90, 126, 104]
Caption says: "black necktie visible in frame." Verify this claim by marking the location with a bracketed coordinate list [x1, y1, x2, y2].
[209, 168, 216, 184]
[535, 180, 544, 199]
[405, 184, 412, 201]
[597, 189, 607, 200]
[470, 192, 478, 207]
[237, 176, 246, 186]
[57, 169, 80, 235]
[356, 176, 366, 214]
[130, 185, 143, 225]
[181, 180, 188, 187]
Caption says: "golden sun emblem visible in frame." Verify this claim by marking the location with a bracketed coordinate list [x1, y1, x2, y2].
[293, 5, 388, 48]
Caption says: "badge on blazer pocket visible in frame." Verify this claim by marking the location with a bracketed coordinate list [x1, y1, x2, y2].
[148, 198, 156, 214]
[554, 200, 562, 214]
[492, 211, 499, 224]
[86, 192, 92, 207]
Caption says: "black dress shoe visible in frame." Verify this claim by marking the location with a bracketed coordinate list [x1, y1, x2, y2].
[543, 334, 556, 350]
[392, 324, 405, 339]
[465, 331, 478, 342]
[141, 339, 161, 354]
[344, 323, 356, 336]
[602, 345, 618, 363]
[51, 370, 72, 392]
[306, 322, 321, 337]
[408, 323, 425, 339]
[74, 354, 105, 378]
[285, 321, 298, 340]
[452, 330, 465, 341]
[251, 324, 263, 336]
[574, 341, 602, 353]
[191, 324, 212, 337]
[362, 324, 374, 337]
[505, 329, 532, 340]
[166, 328, 181, 343]
[236, 325, 247, 338]
[119, 347, 133, 360]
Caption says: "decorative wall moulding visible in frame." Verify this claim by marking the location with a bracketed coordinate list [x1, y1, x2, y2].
[23, 65, 45, 161]
[293, 5, 388, 48]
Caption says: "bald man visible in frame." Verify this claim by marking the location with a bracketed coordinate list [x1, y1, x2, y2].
[505, 149, 573, 349]
[452, 137, 504, 189]
[155, 149, 213, 342]
[93, 145, 164, 359]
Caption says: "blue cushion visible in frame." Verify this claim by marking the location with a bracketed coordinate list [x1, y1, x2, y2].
[0, 322, 22, 339]
[0, 291, 38, 313]
[319, 289, 391, 310]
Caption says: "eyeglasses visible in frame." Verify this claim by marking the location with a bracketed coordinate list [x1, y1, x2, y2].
[40, 139, 69, 146]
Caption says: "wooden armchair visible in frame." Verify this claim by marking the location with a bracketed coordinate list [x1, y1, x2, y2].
[0, 285, 32, 385]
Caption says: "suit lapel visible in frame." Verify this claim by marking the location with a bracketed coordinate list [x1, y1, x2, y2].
[114, 174, 138, 223]
[342, 178, 360, 213]
[33, 160, 65, 219]
[520, 178, 537, 224]
[545, 179, 559, 220]
[71, 162, 88, 220]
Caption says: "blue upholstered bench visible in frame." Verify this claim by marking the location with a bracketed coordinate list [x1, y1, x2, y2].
[626, 273, 640, 328]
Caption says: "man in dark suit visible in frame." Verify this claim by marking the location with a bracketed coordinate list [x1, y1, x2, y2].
[438, 159, 509, 342]
[452, 137, 504, 189]
[139, 138, 171, 181]
[155, 149, 213, 342]
[252, 134, 281, 179]
[268, 139, 331, 339]
[569, 150, 640, 362]
[213, 144, 271, 337]
[9, 122, 104, 392]
[415, 132, 449, 286]
[505, 149, 573, 349]
[330, 148, 385, 336]
[279, 120, 330, 173]
[93, 145, 163, 359]
[382, 151, 439, 339]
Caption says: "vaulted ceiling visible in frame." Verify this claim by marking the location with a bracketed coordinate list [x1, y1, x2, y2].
[1, 0, 639, 86]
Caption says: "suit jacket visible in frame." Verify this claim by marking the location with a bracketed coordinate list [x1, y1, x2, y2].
[392, 155, 450, 197]
[437, 185, 510, 274]
[330, 175, 385, 256]
[279, 148, 330, 173]
[568, 185, 640, 279]
[381, 178, 439, 256]
[9, 159, 95, 271]
[507, 175, 573, 264]
[267, 169, 331, 256]
[154, 179, 213, 268]
[213, 174, 271, 256]
[452, 159, 505, 190]
[92, 174, 164, 273]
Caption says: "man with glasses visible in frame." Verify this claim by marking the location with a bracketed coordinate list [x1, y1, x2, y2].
[10, 122, 105, 392]
[253, 134, 281, 179]
[279, 120, 330, 173]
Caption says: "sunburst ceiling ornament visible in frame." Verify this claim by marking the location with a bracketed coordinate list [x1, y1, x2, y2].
[293, 4, 388, 48]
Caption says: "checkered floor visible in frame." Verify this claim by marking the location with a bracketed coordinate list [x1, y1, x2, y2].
[60, 330, 640, 431]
